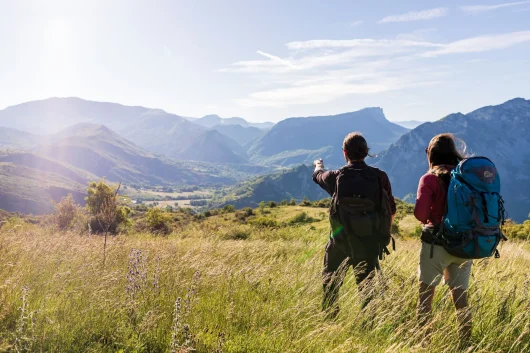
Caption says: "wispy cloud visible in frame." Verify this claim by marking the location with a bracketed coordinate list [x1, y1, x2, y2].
[350, 20, 364, 27]
[256, 50, 299, 69]
[378, 7, 448, 24]
[460, 1, 530, 14]
[422, 31, 530, 57]
[222, 31, 530, 107]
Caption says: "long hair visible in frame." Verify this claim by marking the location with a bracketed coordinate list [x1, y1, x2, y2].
[426, 133, 466, 176]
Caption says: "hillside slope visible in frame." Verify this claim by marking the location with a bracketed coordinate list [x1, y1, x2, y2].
[209, 165, 328, 209]
[249, 108, 409, 167]
[0, 159, 86, 214]
[179, 130, 249, 164]
[373, 98, 530, 221]
[0, 127, 40, 149]
[37, 123, 233, 185]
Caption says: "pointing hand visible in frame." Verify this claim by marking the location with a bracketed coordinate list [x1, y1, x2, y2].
[314, 158, 324, 171]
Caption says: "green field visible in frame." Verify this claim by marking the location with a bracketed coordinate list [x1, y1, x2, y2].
[0, 206, 529, 352]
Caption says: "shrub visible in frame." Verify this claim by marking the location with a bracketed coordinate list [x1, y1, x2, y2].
[259, 201, 266, 213]
[221, 205, 235, 214]
[312, 198, 330, 208]
[299, 198, 311, 207]
[235, 207, 254, 224]
[145, 208, 172, 234]
[221, 229, 251, 240]
[249, 217, 278, 228]
[268, 201, 278, 208]
[288, 212, 315, 225]
[51, 194, 82, 230]
[280, 200, 288, 206]
[203, 210, 212, 218]
[289, 199, 296, 206]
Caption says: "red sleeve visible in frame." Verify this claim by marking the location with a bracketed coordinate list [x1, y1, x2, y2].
[414, 174, 436, 224]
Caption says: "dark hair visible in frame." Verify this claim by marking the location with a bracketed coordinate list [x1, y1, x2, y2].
[426, 133, 465, 169]
[343, 132, 370, 161]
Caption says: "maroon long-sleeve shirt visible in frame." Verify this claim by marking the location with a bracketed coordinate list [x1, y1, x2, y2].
[312, 161, 397, 215]
[414, 166, 453, 226]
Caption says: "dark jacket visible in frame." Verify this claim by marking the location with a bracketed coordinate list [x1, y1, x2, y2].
[312, 161, 397, 215]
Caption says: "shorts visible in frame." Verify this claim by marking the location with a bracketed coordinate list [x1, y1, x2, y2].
[418, 242, 472, 289]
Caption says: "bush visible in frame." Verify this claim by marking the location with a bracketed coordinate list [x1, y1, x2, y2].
[51, 194, 82, 230]
[249, 217, 278, 228]
[203, 210, 212, 218]
[221, 205, 235, 214]
[289, 199, 296, 206]
[268, 201, 278, 208]
[145, 208, 172, 234]
[312, 198, 330, 208]
[299, 197, 311, 206]
[288, 212, 315, 225]
[235, 207, 254, 223]
[503, 218, 530, 240]
[221, 229, 251, 240]
[280, 200, 288, 206]
[259, 201, 266, 213]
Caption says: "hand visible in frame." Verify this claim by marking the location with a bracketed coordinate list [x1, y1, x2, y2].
[314, 158, 324, 171]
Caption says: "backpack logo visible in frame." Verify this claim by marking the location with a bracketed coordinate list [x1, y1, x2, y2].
[484, 171, 494, 179]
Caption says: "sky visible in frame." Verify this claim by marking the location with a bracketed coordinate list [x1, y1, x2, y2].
[1, 0, 529, 123]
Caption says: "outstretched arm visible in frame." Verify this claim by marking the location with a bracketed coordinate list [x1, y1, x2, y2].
[312, 159, 337, 196]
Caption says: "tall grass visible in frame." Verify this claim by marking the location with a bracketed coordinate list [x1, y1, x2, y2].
[0, 214, 528, 352]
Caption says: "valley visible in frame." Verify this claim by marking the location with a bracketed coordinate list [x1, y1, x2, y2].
[0, 97, 529, 221]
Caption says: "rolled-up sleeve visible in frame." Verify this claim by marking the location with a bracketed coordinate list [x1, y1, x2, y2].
[414, 174, 434, 224]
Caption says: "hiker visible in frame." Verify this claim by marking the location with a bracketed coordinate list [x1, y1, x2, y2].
[313, 132, 396, 318]
[415, 133, 472, 343]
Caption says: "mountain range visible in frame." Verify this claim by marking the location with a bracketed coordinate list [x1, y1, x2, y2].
[1, 96, 529, 221]
[248, 108, 409, 167]
[374, 98, 530, 222]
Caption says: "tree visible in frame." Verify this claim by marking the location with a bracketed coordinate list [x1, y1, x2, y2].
[289, 199, 296, 206]
[259, 201, 266, 213]
[86, 180, 130, 268]
[51, 194, 81, 230]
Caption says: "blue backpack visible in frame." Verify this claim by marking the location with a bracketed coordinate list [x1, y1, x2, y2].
[434, 157, 507, 259]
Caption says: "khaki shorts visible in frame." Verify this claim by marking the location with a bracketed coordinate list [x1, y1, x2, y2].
[418, 242, 473, 289]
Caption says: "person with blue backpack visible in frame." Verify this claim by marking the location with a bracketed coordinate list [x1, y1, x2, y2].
[415, 133, 506, 345]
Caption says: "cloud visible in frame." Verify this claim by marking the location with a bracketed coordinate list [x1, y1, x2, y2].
[222, 30, 530, 108]
[422, 31, 530, 57]
[460, 1, 530, 13]
[378, 7, 448, 23]
[350, 20, 364, 27]
[286, 38, 442, 50]
[256, 50, 299, 69]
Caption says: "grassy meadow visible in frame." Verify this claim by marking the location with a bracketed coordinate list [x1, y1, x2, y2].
[0, 205, 529, 352]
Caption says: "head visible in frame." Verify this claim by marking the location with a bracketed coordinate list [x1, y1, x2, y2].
[342, 132, 370, 163]
[426, 133, 465, 169]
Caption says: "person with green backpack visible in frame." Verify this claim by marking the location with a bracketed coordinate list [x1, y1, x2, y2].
[415, 133, 506, 345]
[313, 132, 396, 319]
